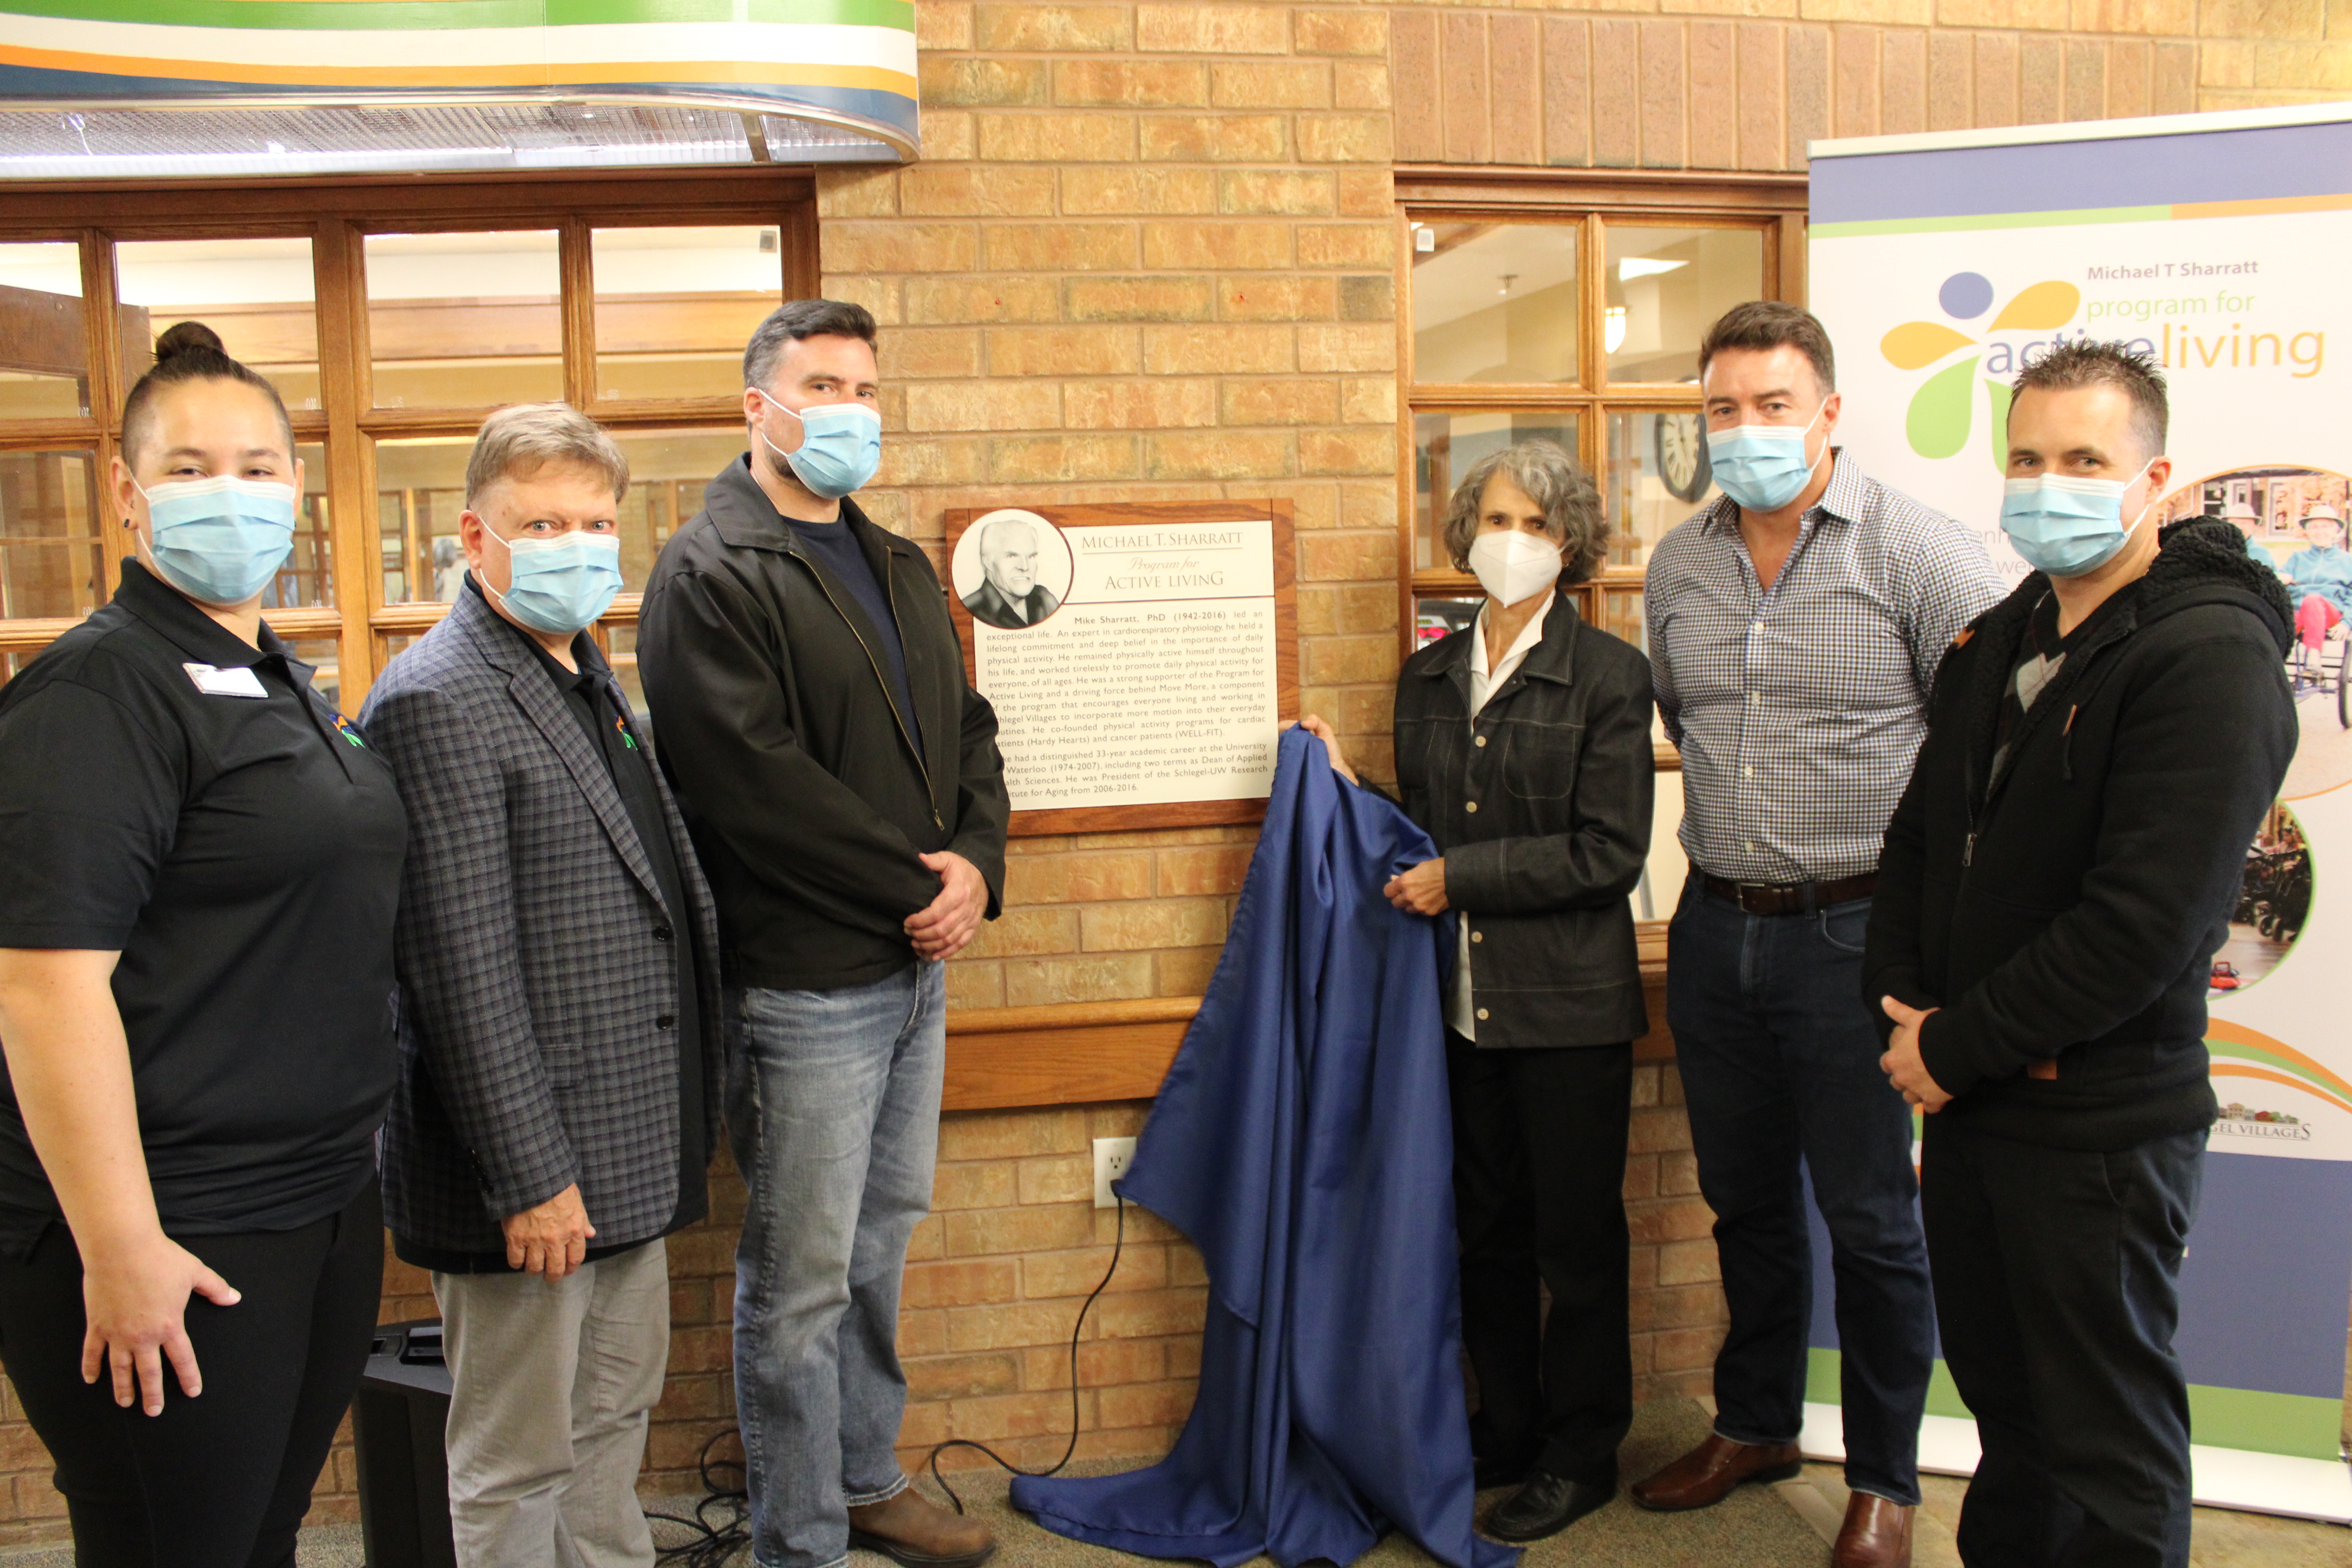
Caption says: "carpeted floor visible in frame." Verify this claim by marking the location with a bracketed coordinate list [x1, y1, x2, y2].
[2, 1398, 2345, 1566]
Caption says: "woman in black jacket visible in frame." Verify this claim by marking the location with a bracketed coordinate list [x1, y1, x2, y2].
[1301, 439, 1655, 1543]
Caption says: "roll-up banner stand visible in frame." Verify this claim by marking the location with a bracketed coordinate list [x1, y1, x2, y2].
[1802, 103, 2352, 1521]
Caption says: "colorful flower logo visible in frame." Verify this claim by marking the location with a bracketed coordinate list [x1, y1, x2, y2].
[1880, 273, 2082, 469]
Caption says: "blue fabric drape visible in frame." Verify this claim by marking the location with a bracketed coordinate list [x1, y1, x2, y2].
[1011, 730, 1515, 1568]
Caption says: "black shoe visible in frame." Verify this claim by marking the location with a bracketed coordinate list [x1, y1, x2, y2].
[1483, 1472, 1615, 1542]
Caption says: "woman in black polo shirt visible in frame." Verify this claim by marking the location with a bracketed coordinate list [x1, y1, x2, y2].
[0, 323, 407, 1564]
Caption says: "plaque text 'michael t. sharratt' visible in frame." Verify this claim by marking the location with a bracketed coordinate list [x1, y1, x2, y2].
[947, 503, 1298, 829]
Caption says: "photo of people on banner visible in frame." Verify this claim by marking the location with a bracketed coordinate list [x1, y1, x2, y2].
[2209, 801, 2308, 998]
[2157, 464, 2352, 791]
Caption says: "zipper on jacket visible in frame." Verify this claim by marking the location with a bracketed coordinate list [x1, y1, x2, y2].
[883, 562, 946, 829]
[792, 543, 943, 830]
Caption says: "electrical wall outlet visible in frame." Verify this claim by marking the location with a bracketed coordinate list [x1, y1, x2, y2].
[1092, 1136, 1137, 1208]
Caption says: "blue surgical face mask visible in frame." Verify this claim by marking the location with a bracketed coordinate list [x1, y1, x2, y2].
[136, 474, 298, 606]
[483, 528, 623, 635]
[1999, 460, 2156, 579]
[753, 392, 881, 500]
[1707, 403, 1827, 514]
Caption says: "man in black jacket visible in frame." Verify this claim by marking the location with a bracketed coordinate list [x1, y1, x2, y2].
[638, 300, 1010, 1568]
[1864, 342, 2297, 1568]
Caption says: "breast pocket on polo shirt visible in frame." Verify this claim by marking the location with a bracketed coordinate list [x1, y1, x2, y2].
[1497, 718, 1584, 801]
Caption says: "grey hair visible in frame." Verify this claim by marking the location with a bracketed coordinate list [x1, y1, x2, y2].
[1440, 440, 1609, 585]
[464, 402, 629, 508]
[743, 298, 880, 393]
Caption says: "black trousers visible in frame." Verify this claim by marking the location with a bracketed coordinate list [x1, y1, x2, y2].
[1922, 1119, 2204, 1568]
[0, 1178, 384, 1568]
[1446, 1031, 1633, 1487]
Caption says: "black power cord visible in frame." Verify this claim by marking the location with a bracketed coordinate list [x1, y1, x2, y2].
[926, 1192, 1129, 1514]
[648, 1427, 752, 1564]
[649, 1193, 1132, 1556]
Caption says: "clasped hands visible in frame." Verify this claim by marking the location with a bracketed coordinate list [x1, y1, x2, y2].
[907, 850, 987, 961]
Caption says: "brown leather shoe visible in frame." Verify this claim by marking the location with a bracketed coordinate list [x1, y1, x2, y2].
[848, 1487, 997, 1568]
[1832, 1492, 1913, 1568]
[1629, 1434, 1804, 1511]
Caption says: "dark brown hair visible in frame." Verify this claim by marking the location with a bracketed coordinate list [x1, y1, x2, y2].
[119, 321, 293, 466]
[1697, 301, 1837, 393]
[742, 299, 880, 392]
[2008, 339, 2168, 461]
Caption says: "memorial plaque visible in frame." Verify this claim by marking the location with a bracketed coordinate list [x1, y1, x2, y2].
[945, 500, 1298, 835]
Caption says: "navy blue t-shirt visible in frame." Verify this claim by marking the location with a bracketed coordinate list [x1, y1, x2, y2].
[792, 515, 925, 765]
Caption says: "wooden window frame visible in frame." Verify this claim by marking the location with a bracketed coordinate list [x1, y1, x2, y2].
[0, 168, 819, 708]
[1392, 166, 1809, 772]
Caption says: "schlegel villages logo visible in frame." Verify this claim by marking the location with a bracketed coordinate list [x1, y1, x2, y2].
[1879, 272, 2083, 472]
[2207, 1023, 2352, 1143]
[2214, 1103, 2311, 1142]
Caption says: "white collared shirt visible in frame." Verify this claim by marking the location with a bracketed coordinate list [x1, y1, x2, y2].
[1449, 596, 1555, 1041]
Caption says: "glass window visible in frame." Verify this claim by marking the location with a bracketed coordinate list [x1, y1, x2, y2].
[1605, 410, 1719, 570]
[1597, 584, 1645, 652]
[115, 238, 321, 411]
[609, 427, 741, 585]
[1412, 410, 1578, 571]
[0, 242, 91, 419]
[1411, 594, 1480, 649]
[1410, 222, 1579, 386]
[373, 436, 471, 603]
[365, 231, 561, 409]
[263, 443, 334, 609]
[593, 227, 780, 403]
[0, 448, 104, 619]
[1603, 224, 1764, 385]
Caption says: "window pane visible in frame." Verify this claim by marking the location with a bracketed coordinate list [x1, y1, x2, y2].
[1412, 594, 1480, 649]
[0, 449, 104, 620]
[0, 243, 91, 419]
[377, 427, 739, 605]
[609, 428, 742, 586]
[1604, 224, 1765, 385]
[260, 442, 334, 610]
[1598, 584, 1645, 652]
[1412, 410, 1578, 571]
[1605, 410, 1719, 571]
[374, 436, 471, 603]
[593, 227, 781, 402]
[116, 239, 321, 412]
[1410, 222, 1579, 386]
[288, 636, 342, 713]
[366, 231, 561, 409]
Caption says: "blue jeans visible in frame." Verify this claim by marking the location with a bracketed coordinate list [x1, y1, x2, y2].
[729, 962, 946, 1568]
[1665, 873, 1934, 1505]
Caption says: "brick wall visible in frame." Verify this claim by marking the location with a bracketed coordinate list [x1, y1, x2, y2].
[5, 0, 2347, 1548]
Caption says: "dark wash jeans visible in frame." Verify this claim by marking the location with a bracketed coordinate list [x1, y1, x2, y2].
[1665, 871, 1935, 1505]
[1924, 1119, 2203, 1568]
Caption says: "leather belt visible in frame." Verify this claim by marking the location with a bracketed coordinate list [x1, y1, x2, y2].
[1701, 871, 1879, 916]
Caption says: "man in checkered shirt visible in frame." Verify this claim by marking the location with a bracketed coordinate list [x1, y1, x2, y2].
[1631, 303, 2001, 1568]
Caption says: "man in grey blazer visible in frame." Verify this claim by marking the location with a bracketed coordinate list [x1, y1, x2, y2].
[361, 404, 723, 1568]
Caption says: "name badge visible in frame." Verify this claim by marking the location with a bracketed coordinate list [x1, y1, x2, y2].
[183, 662, 269, 698]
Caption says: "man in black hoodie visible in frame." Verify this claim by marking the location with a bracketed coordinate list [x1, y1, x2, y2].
[1864, 342, 2296, 1568]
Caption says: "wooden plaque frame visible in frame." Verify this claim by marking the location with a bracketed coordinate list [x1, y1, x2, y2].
[944, 498, 1299, 837]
